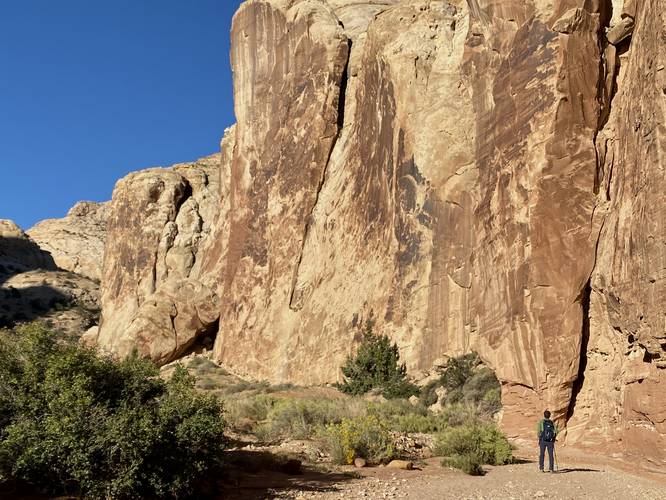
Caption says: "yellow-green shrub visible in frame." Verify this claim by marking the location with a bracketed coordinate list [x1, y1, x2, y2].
[320, 415, 395, 465]
[435, 421, 513, 474]
[389, 413, 448, 433]
[254, 398, 359, 442]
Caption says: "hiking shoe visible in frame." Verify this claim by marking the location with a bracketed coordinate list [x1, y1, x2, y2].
[539, 469, 546, 473]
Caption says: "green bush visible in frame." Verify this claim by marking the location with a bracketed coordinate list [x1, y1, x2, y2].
[440, 353, 480, 392]
[0, 323, 226, 499]
[366, 398, 425, 419]
[480, 387, 501, 414]
[197, 377, 219, 390]
[422, 353, 501, 413]
[440, 402, 480, 427]
[320, 415, 395, 465]
[435, 421, 513, 475]
[234, 394, 450, 440]
[365, 399, 445, 433]
[461, 367, 500, 405]
[225, 393, 277, 432]
[418, 379, 441, 407]
[337, 322, 418, 399]
[187, 356, 226, 375]
[254, 398, 350, 442]
[442, 452, 484, 476]
[389, 413, 448, 433]
[222, 379, 271, 395]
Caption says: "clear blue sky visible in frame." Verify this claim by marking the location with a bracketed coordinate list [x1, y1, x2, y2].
[0, 0, 243, 229]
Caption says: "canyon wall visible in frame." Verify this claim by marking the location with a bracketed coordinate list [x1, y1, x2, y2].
[566, 0, 666, 470]
[95, 0, 665, 467]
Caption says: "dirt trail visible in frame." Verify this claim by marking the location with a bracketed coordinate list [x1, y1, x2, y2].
[225, 447, 666, 499]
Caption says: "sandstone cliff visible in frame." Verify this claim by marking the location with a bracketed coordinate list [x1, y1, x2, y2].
[95, 152, 227, 363]
[566, 0, 666, 469]
[94, 0, 666, 468]
[28, 201, 109, 281]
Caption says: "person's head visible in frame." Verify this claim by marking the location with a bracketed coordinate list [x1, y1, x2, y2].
[544, 410, 551, 419]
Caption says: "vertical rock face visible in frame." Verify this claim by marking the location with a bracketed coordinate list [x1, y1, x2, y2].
[96, 154, 225, 363]
[214, 0, 610, 437]
[567, 0, 666, 469]
[215, 0, 350, 378]
[94, 0, 666, 465]
[28, 201, 109, 281]
[465, 0, 608, 434]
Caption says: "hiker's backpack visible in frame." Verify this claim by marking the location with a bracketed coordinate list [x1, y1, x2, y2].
[542, 419, 556, 442]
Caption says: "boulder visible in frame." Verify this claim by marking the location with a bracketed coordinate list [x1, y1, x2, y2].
[28, 201, 109, 281]
[0, 219, 57, 274]
[386, 460, 413, 470]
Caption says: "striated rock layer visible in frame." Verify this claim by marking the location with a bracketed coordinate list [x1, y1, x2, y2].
[95, 0, 665, 466]
[566, 0, 666, 469]
[215, 0, 609, 436]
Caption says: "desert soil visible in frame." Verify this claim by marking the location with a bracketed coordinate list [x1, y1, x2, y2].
[224, 447, 666, 499]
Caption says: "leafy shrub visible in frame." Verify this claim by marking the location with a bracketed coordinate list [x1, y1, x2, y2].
[320, 415, 395, 465]
[222, 379, 271, 395]
[225, 388, 455, 442]
[254, 398, 351, 442]
[440, 353, 480, 392]
[442, 452, 484, 475]
[461, 367, 500, 405]
[225, 394, 277, 432]
[389, 413, 448, 433]
[476, 423, 513, 465]
[0, 323, 226, 499]
[337, 322, 418, 399]
[435, 421, 513, 475]
[423, 353, 501, 413]
[187, 356, 226, 375]
[197, 377, 219, 390]
[366, 398, 425, 419]
[418, 379, 441, 407]
[480, 387, 501, 414]
[365, 399, 445, 433]
[440, 402, 481, 427]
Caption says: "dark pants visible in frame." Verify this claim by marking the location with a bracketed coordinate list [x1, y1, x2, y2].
[539, 440, 555, 471]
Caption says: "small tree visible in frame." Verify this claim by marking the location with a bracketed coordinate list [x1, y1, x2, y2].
[338, 322, 418, 399]
[0, 322, 226, 499]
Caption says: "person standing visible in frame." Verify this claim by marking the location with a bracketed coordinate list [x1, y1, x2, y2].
[537, 409, 558, 472]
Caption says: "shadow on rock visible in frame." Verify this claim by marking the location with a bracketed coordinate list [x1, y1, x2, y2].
[0, 285, 73, 328]
[0, 234, 99, 332]
[0, 235, 57, 286]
